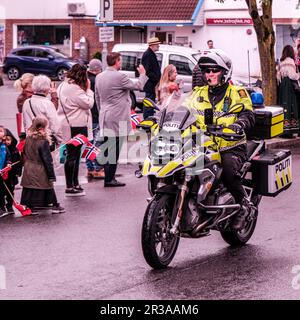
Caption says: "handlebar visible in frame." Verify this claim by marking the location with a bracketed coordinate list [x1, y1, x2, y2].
[205, 125, 244, 141]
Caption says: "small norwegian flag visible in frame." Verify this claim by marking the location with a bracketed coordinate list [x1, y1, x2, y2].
[131, 110, 141, 129]
[0, 165, 12, 180]
[16, 139, 26, 153]
[1, 180, 32, 216]
[13, 201, 32, 216]
[82, 142, 100, 161]
[67, 134, 89, 147]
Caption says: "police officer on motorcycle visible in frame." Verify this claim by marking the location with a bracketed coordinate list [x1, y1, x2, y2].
[189, 49, 255, 230]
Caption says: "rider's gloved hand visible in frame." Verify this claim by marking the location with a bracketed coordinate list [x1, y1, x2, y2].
[228, 123, 244, 135]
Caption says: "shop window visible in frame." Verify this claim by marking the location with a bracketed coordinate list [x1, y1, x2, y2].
[17, 25, 70, 56]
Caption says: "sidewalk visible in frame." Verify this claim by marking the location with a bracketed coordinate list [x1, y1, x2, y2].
[266, 135, 300, 149]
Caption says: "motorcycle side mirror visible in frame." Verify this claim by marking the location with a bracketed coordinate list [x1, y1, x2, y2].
[136, 119, 156, 131]
[143, 98, 161, 111]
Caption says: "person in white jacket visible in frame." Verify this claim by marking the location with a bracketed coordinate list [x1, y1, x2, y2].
[23, 75, 62, 146]
[57, 64, 94, 196]
[277, 45, 300, 131]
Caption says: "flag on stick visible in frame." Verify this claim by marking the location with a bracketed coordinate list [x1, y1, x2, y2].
[2, 181, 32, 216]
[82, 142, 100, 161]
[67, 134, 89, 147]
[16, 139, 26, 153]
[131, 110, 141, 129]
[13, 201, 32, 216]
[0, 165, 12, 180]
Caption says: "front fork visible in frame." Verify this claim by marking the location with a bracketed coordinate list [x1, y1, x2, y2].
[170, 178, 189, 235]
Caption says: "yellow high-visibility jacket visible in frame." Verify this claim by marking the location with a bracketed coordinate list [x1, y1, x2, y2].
[188, 84, 255, 152]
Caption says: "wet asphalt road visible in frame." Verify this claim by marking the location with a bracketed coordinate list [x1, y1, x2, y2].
[1, 81, 300, 300]
[0, 149, 299, 300]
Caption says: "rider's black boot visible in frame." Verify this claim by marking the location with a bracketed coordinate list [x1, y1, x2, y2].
[231, 198, 250, 230]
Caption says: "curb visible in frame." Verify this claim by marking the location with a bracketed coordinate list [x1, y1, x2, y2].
[266, 137, 300, 149]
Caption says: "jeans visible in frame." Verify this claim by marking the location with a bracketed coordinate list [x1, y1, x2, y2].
[64, 144, 82, 189]
[86, 123, 102, 172]
[143, 92, 156, 119]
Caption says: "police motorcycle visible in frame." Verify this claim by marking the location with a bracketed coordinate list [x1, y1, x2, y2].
[137, 93, 292, 270]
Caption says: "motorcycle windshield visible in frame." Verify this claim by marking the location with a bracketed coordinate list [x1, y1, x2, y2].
[159, 92, 198, 130]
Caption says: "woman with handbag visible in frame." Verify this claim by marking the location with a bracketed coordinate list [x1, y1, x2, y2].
[22, 75, 62, 149]
[57, 64, 94, 196]
[277, 45, 300, 133]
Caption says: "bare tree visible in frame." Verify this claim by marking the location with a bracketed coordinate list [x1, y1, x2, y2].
[216, 0, 277, 104]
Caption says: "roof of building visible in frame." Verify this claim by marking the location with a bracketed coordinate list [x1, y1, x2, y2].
[96, 0, 204, 26]
[115, 0, 199, 21]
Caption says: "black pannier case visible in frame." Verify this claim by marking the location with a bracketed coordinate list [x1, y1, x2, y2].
[251, 149, 292, 197]
[248, 106, 284, 140]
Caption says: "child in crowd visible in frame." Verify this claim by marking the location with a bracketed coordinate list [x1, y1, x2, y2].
[4, 129, 23, 214]
[0, 126, 11, 217]
[157, 64, 181, 106]
[20, 117, 65, 214]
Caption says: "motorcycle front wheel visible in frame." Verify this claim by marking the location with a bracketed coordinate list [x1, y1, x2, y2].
[141, 194, 180, 269]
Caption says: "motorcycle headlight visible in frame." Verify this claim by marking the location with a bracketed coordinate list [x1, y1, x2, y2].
[153, 141, 181, 157]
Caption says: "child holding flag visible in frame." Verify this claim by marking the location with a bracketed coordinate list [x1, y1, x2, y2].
[20, 118, 65, 214]
[0, 126, 11, 217]
[3, 129, 22, 214]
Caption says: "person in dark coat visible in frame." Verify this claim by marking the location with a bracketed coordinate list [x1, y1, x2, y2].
[141, 37, 162, 119]
[86, 58, 105, 179]
[0, 126, 11, 217]
[277, 45, 300, 133]
[3, 129, 22, 214]
[20, 118, 65, 214]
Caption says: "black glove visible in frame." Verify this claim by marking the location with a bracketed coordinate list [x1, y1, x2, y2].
[228, 123, 244, 135]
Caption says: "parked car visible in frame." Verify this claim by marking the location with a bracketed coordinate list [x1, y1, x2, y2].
[112, 43, 201, 107]
[3, 46, 77, 81]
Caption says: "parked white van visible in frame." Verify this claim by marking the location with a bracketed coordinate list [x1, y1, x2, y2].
[112, 43, 201, 106]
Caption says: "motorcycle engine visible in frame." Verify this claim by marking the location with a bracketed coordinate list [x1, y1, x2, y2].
[216, 191, 235, 206]
[181, 197, 200, 231]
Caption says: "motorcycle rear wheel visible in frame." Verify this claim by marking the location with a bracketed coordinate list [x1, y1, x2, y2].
[142, 194, 180, 269]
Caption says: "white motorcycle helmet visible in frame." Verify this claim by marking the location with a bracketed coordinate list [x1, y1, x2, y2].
[198, 49, 233, 84]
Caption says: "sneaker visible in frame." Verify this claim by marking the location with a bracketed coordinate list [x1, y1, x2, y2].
[0, 207, 8, 218]
[6, 205, 14, 214]
[74, 185, 84, 192]
[65, 188, 86, 197]
[52, 204, 66, 214]
[104, 179, 126, 187]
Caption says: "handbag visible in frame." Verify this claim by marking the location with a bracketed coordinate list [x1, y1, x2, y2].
[29, 99, 58, 150]
[58, 83, 88, 138]
[70, 126, 88, 138]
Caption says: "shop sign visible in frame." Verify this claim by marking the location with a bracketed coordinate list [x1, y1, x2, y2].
[206, 18, 253, 25]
